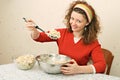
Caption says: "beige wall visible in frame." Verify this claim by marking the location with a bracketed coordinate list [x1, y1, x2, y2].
[0, 0, 120, 77]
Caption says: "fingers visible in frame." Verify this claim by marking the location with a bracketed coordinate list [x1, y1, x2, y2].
[25, 19, 37, 31]
[61, 59, 79, 75]
[25, 19, 33, 22]
[61, 63, 73, 74]
[61, 66, 71, 74]
[61, 66, 76, 75]
[69, 59, 79, 65]
[61, 70, 71, 74]
[27, 26, 37, 31]
[61, 59, 77, 68]
[69, 59, 76, 63]
[26, 19, 35, 26]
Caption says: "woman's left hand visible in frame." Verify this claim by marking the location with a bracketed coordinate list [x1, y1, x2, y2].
[61, 59, 80, 75]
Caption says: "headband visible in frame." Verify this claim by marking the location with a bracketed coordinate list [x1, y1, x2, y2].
[74, 4, 93, 23]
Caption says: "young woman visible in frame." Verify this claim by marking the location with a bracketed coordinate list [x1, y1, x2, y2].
[26, 0, 106, 75]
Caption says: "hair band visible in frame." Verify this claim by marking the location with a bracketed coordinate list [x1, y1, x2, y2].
[74, 4, 93, 23]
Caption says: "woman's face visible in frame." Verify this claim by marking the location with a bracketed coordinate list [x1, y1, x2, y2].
[69, 11, 88, 32]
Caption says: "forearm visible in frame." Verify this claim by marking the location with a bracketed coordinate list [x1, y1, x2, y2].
[31, 31, 40, 39]
[77, 65, 94, 74]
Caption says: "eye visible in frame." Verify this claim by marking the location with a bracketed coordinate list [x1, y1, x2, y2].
[70, 17, 74, 20]
[76, 19, 81, 23]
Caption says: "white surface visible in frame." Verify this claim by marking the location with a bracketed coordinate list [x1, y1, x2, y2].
[0, 63, 120, 80]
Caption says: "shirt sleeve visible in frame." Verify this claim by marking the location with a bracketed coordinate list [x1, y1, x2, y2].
[33, 32, 56, 42]
[90, 65, 96, 74]
[91, 41, 106, 73]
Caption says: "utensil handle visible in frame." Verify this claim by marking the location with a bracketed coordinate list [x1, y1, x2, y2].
[35, 26, 45, 32]
[23, 17, 45, 32]
[23, 17, 27, 22]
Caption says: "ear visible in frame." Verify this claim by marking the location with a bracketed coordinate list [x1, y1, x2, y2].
[85, 22, 89, 26]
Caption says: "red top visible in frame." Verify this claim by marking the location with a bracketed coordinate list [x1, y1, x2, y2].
[34, 28, 106, 73]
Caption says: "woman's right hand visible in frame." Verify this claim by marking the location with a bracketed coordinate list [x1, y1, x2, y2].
[26, 19, 37, 32]
[26, 19, 40, 39]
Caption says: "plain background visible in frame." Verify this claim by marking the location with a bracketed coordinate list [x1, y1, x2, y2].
[0, 0, 120, 77]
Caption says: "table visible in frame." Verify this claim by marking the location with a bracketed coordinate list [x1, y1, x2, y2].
[0, 63, 120, 80]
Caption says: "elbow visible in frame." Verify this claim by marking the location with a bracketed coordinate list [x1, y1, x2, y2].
[94, 62, 106, 73]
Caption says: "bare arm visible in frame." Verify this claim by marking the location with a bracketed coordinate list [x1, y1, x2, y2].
[26, 20, 40, 39]
[61, 59, 94, 75]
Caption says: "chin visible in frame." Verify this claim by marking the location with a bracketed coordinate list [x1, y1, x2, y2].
[72, 29, 78, 32]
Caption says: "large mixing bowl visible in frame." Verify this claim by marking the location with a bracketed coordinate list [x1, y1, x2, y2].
[36, 54, 71, 74]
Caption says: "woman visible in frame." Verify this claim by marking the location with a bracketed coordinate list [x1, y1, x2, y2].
[26, 0, 106, 75]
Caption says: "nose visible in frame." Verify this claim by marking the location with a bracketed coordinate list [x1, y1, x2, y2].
[71, 20, 77, 25]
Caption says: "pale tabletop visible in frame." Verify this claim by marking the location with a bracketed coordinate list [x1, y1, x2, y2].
[0, 63, 120, 80]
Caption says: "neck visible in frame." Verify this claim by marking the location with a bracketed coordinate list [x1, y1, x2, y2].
[73, 31, 83, 38]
